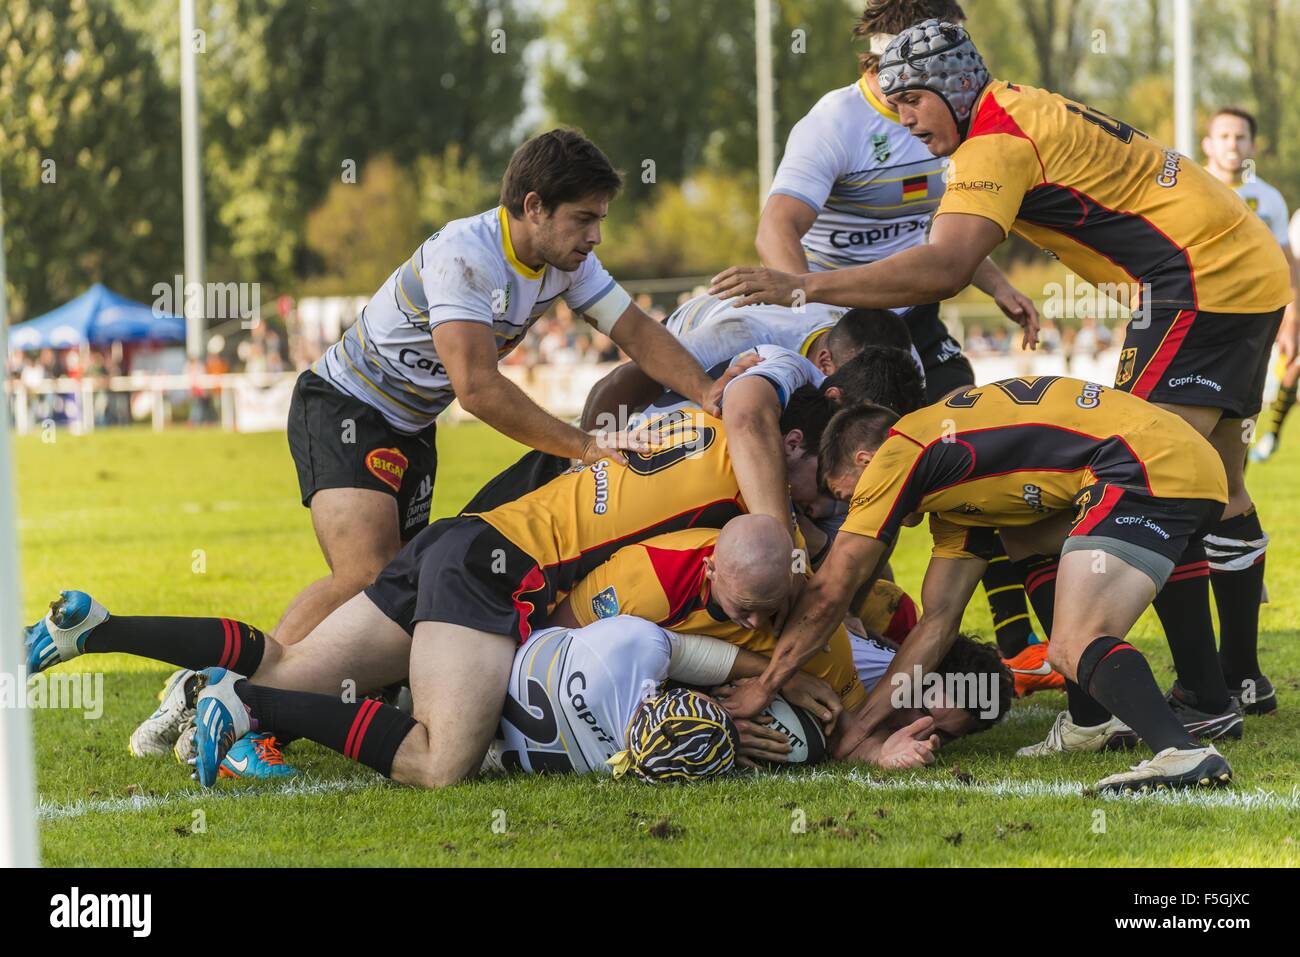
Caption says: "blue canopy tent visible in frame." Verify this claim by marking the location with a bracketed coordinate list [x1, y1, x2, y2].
[7, 283, 184, 351]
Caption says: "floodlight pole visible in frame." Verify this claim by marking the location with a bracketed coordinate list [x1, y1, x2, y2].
[755, 0, 776, 211]
[180, 0, 206, 360]
[1174, 0, 1194, 157]
[0, 172, 41, 867]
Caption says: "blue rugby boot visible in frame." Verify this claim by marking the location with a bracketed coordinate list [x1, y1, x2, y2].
[25, 590, 109, 675]
[190, 668, 251, 787]
[219, 733, 297, 779]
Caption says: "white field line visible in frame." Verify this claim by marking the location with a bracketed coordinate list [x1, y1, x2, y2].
[37, 776, 375, 822]
[827, 768, 1300, 810]
[40, 768, 1300, 821]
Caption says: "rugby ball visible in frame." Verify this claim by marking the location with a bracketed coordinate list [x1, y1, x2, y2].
[759, 693, 827, 766]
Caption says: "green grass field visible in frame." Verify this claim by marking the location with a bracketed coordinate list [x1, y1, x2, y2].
[17, 423, 1300, 866]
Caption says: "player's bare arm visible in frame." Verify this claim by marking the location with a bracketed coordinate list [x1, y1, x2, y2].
[707, 212, 1003, 312]
[755, 193, 817, 274]
[721, 530, 888, 721]
[604, 301, 721, 417]
[969, 256, 1041, 350]
[721, 374, 798, 531]
[433, 320, 648, 466]
[842, 555, 987, 747]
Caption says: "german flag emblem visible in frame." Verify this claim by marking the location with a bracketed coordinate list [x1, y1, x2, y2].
[902, 175, 929, 202]
[1115, 347, 1138, 386]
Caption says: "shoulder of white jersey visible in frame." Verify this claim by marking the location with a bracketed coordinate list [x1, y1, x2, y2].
[569, 616, 674, 675]
[421, 207, 509, 277]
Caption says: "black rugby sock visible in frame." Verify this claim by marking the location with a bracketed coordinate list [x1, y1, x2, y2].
[1077, 637, 1196, 753]
[1152, 542, 1230, 713]
[84, 615, 266, 675]
[984, 540, 1038, 658]
[234, 681, 417, 777]
[1205, 509, 1268, 685]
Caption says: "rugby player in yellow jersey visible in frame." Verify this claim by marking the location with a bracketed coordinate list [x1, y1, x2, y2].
[711, 19, 1292, 720]
[714, 376, 1239, 793]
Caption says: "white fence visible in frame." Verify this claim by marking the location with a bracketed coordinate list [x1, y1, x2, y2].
[5, 352, 1127, 436]
[4, 362, 625, 434]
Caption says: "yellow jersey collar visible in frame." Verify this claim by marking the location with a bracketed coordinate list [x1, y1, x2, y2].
[498, 206, 545, 280]
[858, 74, 900, 123]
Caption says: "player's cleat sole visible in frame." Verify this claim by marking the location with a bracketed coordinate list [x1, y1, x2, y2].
[191, 668, 250, 787]
[1096, 745, 1233, 794]
[218, 733, 297, 779]
[1166, 683, 1245, 741]
[25, 590, 108, 675]
[1231, 674, 1277, 716]
[1017, 710, 1135, 757]
[1002, 642, 1065, 697]
[129, 669, 198, 758]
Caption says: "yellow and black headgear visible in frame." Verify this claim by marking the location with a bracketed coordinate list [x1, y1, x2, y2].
[608, 687, 739, 783]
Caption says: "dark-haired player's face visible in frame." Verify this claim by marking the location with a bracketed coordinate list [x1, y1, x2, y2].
[889, 90, 960, 156]
[532, 194, 610, 271]
[786, 444, 837, 519]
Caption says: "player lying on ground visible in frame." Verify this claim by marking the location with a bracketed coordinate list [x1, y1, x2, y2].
[710, 19, 1293, 719]
[484, 614, 1008, 779]
[275, 128, 720, 647]
[715, 377, 1241, 794]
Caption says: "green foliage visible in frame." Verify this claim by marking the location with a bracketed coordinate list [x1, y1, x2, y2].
[600, 171, 761, 279]
[0, 0, 182, 319]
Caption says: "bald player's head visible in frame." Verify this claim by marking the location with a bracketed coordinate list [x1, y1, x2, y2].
[704, 515, 795, 631]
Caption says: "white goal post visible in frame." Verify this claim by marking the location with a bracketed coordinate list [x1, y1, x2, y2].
[0, 174, 41, 867]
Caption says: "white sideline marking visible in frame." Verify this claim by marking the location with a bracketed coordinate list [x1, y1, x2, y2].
[38, 777, 374, 822]
[40, 770, 1300, 821]
[829, 769, 1300, 810]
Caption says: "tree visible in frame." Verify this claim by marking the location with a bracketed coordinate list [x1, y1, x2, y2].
[1, 0, 183, 320]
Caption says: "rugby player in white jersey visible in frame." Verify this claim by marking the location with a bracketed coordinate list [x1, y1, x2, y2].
[753, 1, 1054, 692]
[1199, 108, 1300, 464]
[277, 129, 719, 646]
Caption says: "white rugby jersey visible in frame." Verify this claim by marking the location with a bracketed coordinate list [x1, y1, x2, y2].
[666, 292, 925, 381]
[1234, 177, 1291, 250]
[666, 294, 846, 368]
[642, 343, 824, 418]
[316, 206, 628, 433]
[770, 76, 947, 271]
[491, 617, 677, 775]
[849, 630, 896, 694]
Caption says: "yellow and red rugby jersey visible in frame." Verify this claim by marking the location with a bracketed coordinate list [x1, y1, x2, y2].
[471, 408, 746, 613]
[839, 376, 1227, 558]
[566, 526, 869, 709]
[936, 80, 1291, 314]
